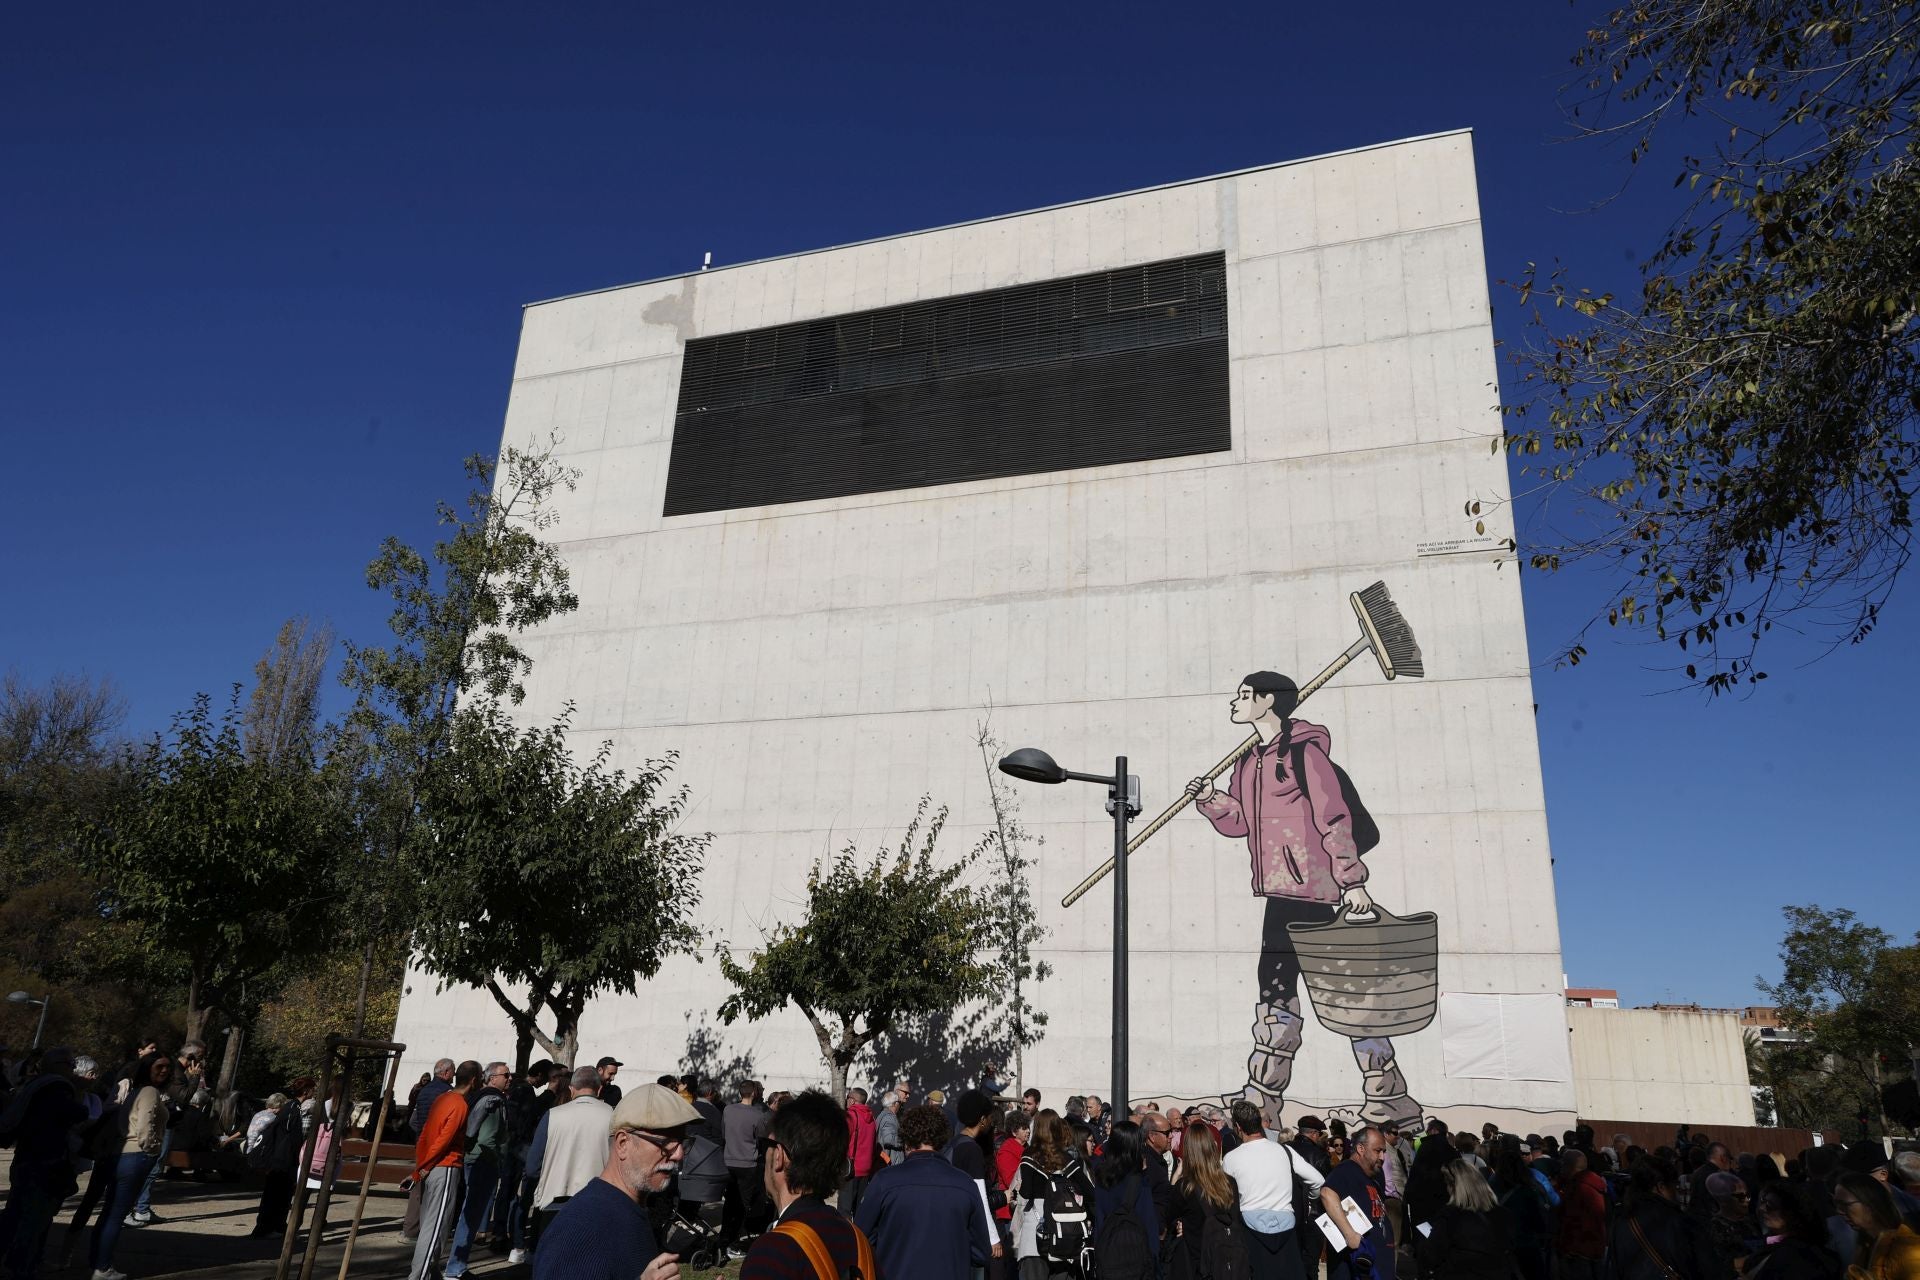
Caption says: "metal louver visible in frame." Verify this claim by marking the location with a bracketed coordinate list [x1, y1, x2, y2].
[662, 251, 1230, 516]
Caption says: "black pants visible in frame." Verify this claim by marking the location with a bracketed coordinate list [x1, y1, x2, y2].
[836, 1175, 870, 1216]
[726, 1165, 767, 1242]
[1258, 898, 1337, 1005]
[255, 1170, 295, 1235]
[66, 1156, 117, 1234]
[1246, 1226, 1306, 1280]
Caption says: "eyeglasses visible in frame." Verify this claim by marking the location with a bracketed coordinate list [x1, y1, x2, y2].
[623, 1129, 686, 1154]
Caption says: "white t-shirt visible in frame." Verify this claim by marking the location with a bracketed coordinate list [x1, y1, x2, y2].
[1222, 1137, 1325, 1233]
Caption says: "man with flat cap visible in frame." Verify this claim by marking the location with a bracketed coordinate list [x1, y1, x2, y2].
[534, 1083, 703, 1280]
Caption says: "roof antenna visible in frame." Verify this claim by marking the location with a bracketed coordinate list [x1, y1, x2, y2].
[701, 252, 712, 271]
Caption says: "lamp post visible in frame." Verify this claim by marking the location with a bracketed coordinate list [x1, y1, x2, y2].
[998, 748, 1140, 1112]
[7, 990, 50, 1051]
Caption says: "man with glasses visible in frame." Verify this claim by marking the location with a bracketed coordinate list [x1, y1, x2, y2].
[740, 1091, 877, 1280]
[1704, 1170, 1757, 1273]
[535, 1083, 701, 1280]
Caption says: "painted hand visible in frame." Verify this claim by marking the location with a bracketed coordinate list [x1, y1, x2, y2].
[1341, 886, 1376, 915]
[1184, 776, 1216, 804]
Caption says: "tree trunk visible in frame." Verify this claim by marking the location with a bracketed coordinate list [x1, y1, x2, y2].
[184, 972, 214, 1046]
[353, 936, 375, 1036]
[217, 1022, 244, 1095]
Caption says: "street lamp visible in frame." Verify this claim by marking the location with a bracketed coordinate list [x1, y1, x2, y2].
[997, 748, 1140, 1113]
[8, 990, 50, 1051]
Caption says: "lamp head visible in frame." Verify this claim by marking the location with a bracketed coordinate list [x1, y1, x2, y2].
[998, 748, 1066, 785]
[7, 992, 30, 1005]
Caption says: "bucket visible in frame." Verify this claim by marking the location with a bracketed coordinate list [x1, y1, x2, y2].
[1286, 902, 1440, 1038]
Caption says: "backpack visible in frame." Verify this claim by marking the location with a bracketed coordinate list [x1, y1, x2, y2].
[1029, 1157, 1093, 1266]
[1196, 1193, 1253, 1280]
[1290, 741, 1379, 854]
[1093, 1173, 1156, 1280]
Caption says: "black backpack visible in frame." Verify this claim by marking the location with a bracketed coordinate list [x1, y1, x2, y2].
[1290, 741, 1379, 854]
[1029, 1157, 1093, 1267]
[1093, 1173, 1156, 1280]
[1196, 1193, 1253, 1280]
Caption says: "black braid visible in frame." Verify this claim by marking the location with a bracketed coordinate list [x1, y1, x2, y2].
[1273, 716, 1293, 783]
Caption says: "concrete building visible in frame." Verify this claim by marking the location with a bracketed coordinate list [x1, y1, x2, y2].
[392, 129, 1578, 1132]
[1567, 1005, 1755, 1129]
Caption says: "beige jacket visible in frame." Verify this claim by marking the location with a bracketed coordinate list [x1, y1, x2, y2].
[121, 1085, 166, 1157]
[532, 1096, 614, 1210]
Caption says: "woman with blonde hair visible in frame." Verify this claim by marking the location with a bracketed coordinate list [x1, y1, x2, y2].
[1168, 1121, 1242, 1278]
[1412, 1159, 1514, 1280]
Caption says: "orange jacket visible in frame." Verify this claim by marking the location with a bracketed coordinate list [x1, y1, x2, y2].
[413, 1089, 470, 1179]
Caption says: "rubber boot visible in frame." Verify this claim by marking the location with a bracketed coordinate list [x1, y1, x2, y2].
[1232, 999, 1305, 1128]
[1352, 1035, 1423, 1129]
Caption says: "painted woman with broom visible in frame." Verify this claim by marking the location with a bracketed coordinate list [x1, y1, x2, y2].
[1185, 671, 1423, 1131]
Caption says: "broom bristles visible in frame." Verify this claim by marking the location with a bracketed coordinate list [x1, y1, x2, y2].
[1355, 580, 1424, 679]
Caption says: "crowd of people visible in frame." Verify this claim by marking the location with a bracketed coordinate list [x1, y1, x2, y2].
[5, 1042, 1920, 1280]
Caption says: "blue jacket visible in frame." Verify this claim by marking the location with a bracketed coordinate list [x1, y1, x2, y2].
[855, 1150, 992, 1280]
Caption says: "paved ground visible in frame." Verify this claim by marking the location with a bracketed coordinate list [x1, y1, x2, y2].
[2, 1164, 521, 1280]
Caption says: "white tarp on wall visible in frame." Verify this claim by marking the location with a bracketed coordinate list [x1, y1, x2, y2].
[1440, 993, 1574, 1083]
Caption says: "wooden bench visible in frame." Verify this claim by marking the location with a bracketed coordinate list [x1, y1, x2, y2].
[335, 1139, 416, 1188]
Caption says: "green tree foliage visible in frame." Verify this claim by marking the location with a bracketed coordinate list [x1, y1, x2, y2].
[334, 440, 580, 1028]
[1, 670, 127, 889]
[1756, 904, 1920, 1134]
[1499, 0, 1918, 691]
[251, 935, 408, 1086]
[84, 691, 347, 1045]
[717, 799, 996, 1100]
[410, 703, 707, 1069]
[0, 671, 177, 1058]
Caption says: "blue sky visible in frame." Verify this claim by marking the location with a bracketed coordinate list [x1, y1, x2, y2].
[3, 3, 1909, 1008]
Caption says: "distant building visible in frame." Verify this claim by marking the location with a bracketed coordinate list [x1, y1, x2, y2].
[1565, 987, 1620, 1010]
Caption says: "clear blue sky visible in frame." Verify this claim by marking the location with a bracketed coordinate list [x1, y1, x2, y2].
[4, 3, 1910, 1009]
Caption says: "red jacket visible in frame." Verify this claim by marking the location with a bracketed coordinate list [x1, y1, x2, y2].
[994, 1137, 1024, 1221]
[1557, 1170, 1609, 1259]
[846, 1101, 877, 1178]
[413, 1089, 469, 1179]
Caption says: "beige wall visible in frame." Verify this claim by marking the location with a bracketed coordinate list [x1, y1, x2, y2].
[1568, 1006, 1754, 1128]
[394, 130, 1574, 1130]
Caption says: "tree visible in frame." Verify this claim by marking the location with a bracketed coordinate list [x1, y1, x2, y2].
[1757, 904, 1920, 1135]
[1497, 0, 1918, 692]
[972, 716, 1051, 1091]
[717, 799, 997, 1101]
[0, 670, 126, 889]
[245, 617, 333, 768]
[84, 690, 347, 1045]
[335, 439, 581, 1031]
[410, 702, 708, 1069]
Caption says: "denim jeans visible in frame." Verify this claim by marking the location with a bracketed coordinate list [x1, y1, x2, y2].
[91, 1152, 157, 1272]
[0, 1160, 66, 1280]
[133, 1127, 172, 1215]
[489, 1152, 523, 1240]
[444, 1159, 500, 1277]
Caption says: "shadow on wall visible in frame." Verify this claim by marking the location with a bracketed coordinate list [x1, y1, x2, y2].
[680, 1012, 756, 1089]
[862, 1008, 1012, 1097]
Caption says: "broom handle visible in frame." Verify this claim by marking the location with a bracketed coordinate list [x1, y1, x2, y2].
[1059, 634, 1371, 909]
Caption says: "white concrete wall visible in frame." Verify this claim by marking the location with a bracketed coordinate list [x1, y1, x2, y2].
[1568, 1007, 1755, 1128]
[394, 130, 1575, 1131]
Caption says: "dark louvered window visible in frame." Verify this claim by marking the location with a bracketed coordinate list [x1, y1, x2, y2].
[661, 251, 1229, 516]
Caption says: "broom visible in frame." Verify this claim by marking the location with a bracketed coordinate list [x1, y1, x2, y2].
[1059, 580, 1425, 909]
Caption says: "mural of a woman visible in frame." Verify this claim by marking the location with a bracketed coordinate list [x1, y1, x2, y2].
[1185, 670, 1425, 1130]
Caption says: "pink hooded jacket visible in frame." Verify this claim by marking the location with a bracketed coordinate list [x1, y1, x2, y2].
[845, 1100, 877, 1178]
[1195, 718, 1367, 903]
